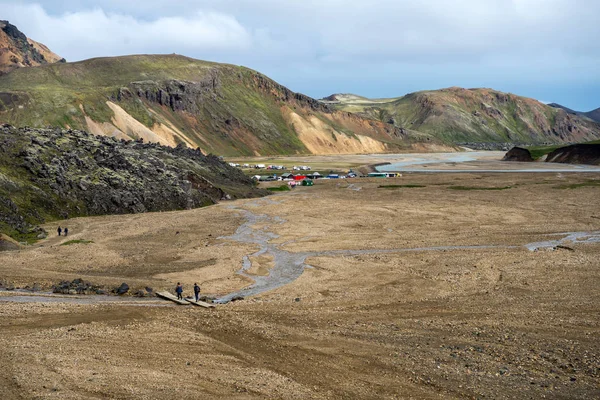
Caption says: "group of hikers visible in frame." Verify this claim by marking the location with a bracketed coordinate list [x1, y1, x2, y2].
[176, 282, 202, 302]
[57, 226, 69, 236]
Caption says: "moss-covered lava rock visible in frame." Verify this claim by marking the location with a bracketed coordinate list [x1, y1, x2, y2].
[0, 124, 267, 242]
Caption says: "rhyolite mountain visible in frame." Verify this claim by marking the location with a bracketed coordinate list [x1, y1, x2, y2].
[0, 53, 440, 156]
[0, 20, 64, 75]
[323, 88, 600, 144]
[0, 125, 267, 243]
[548, 103, 600, 124]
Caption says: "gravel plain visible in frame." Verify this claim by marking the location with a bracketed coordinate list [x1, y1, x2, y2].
[1, 172, 599, 399]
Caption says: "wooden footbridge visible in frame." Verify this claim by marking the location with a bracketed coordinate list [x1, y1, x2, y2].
[156, 291, 215, 308]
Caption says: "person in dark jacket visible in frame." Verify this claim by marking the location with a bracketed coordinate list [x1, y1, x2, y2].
[64, 227, 69, 236]
[57, 226, 62, 236]
[193, 283, 201, 302]
[175, 282, 183, 300]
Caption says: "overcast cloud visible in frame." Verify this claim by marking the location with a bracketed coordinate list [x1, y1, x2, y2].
[2, 0, 599, 110]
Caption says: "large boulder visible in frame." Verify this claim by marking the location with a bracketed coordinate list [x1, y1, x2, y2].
[502, 147, 533, 162]
[0, 234, 20, 251]
[115, 282, 129, 295]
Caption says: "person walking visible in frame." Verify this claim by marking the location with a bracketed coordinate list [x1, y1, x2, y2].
[193, 282, 201, 302]
[175, 282, 183, 300]
[57, 226, 62, 236]
[64, 227, 69, 236]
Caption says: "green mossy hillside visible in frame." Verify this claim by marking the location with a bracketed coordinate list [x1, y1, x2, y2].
[0, 55, 423, 156]
[327, 88, 600, 145]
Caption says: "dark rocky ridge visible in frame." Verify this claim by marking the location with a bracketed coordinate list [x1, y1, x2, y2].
[120, 73, 221, 114]
[1, 21, 28, 43]
[546, 144, 600, 165]
[0, 20, 64, 75]
[120, 69, 331, 118]
[249, 71, 331, 113]
[0, 125, 267, 243]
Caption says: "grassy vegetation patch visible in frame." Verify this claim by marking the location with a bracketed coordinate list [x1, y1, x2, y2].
[527, 139, 600, 160]
[553, 181, 600, 190]
[527, 145, 561, 160]
[379, 184, 425, 189]
[60, 239, 94, 246]
[448, 186, 512, 191]
[266, 185, 291, 192]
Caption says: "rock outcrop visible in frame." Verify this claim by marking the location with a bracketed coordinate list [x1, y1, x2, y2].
[502, 147, 533, 162]
[546, 144, 600, 165]
[0, 20, 63, 75]
[0, 233, 20, 251]
[0, 125, 267, 243]
[123, 75, 221, 114]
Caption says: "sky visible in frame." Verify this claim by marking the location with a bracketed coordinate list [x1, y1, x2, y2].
[2, 0, 599, 110]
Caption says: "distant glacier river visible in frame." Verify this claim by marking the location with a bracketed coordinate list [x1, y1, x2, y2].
[374, 151, 600, 173]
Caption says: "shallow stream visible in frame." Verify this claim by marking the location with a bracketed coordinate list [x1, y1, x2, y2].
[214, 199, 600, 303]
[374, 151, 600, 173]
[2, 197, 599, 305]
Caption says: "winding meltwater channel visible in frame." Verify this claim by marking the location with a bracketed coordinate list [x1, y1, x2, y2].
[1, 199, 599, 305]
[214, 197, 600, 303]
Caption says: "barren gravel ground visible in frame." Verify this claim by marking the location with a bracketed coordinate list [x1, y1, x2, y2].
[1, 172, 599, 399]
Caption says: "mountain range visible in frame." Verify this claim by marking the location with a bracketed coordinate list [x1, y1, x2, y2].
[0, 21, 599, 156]
[0, 54, 437, 156]
[547, 103, 600, 123]
[322, 90, 600, 144]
